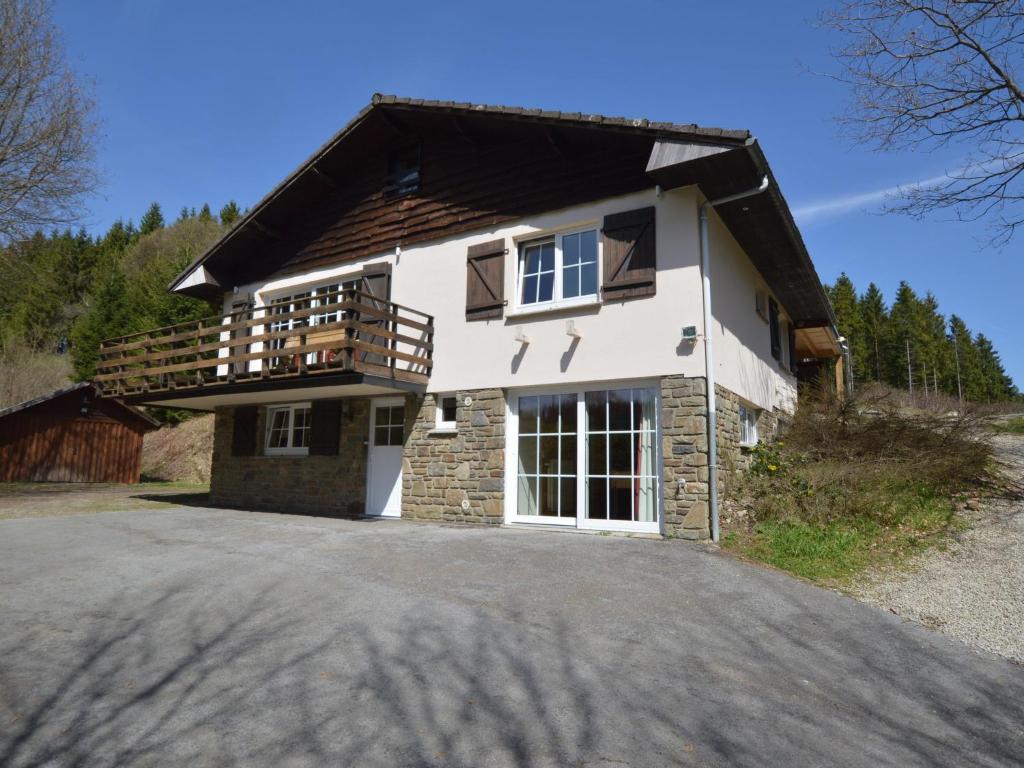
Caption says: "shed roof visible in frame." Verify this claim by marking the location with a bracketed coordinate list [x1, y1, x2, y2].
[0, 382, 160, 429]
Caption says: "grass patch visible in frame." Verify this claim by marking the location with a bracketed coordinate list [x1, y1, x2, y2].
[993, 416, 1024, 435]
[0, 481, 210, 520]
[723, 391, 988, 585]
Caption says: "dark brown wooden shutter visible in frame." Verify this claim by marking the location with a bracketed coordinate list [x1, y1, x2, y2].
[466, 239, 506, 320]
[601, 206, 656, 301]
[769, 298, 781, 360]
[231, 405, 258, 456]
[309, 400, 342, 456]
[358, 262, 392, 366]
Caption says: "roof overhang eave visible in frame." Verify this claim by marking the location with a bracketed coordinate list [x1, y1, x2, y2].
[646, 137, 837, 328]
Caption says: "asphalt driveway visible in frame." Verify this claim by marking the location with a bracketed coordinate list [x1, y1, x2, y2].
[1, 506, 1022, 767]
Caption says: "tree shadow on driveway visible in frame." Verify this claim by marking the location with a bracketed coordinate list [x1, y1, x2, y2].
[1, 568, 1023, 768]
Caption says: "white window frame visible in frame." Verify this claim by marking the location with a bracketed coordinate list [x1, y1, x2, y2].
[739, 404, 759, 448]
[263, 280, 357, 367]
[504, 379, 662, 534]
[512, 226, 600, 314]
[264, 402, 312, 456]
[433, 393, 458, 432]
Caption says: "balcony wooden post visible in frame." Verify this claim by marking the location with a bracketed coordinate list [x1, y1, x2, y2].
[343, 288, 355, 371]
[142, 333, 152, 392]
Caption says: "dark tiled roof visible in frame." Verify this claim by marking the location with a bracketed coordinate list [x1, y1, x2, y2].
[170, 94, 751, 294]
[371, 94, 751, 142]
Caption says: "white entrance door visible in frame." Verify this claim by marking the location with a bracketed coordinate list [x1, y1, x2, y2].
[365, 398, 405, 517]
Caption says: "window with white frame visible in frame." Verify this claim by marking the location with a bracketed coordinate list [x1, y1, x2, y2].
[373, 405, 405, 446]
[513, 387, 659, 528]
[585, 389, 657, 524]
[265, 403, 312, 455]
[517, 394, 578, 519]
[739, 405, 759, 447]
[435, 394, 458, 431]
[517, 228, 598, 308]
[267, 281, 353, 367]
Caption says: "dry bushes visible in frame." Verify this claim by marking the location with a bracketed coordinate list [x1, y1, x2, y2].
[724, 389, 995, 581]
[140, 413, 214, 484]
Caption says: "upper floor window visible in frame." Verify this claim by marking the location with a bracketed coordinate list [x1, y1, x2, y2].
[385, 144, 420, 198]
[267, 281, 354, 367]
[517, 228, 598, 309]
[265, 403, 311, 455]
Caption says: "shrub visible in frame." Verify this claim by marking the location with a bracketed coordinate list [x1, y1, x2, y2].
[725, 388, 993, 581]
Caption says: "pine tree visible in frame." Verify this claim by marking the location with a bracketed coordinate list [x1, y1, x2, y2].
[70, 252, 134, 379]
[5, 233, 66, 350]
[885, 282, 930, 390]
[948, 315, 983, 402]
[98, 219, 132, 255]
[858, 283, 887, 383]
[198, 203, 214, 222]
[178, 206, 191, 223]
[827, 274, 867, 383]
[975, 334, 1015, 401]
[139, 202, 165, 235]
[920, 293, 950, 395]
[219, 200, 241, 226]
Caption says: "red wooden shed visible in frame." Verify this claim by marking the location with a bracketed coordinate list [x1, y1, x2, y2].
[0, 383, 159, 483]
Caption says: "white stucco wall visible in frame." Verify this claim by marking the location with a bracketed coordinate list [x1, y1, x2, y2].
[229, 188, 707, 393]
[222, 185, 797, 413]
[706, 207, 798, 413]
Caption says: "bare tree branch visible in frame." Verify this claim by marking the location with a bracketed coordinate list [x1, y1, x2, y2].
[824, 0, 1024, 244]
[0, 0, 98, 246]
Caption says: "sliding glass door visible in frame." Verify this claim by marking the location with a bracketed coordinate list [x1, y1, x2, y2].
[509, 384, 660, 533]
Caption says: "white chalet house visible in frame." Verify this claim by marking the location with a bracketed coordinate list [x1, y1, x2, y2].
[95, 95, 841, 540]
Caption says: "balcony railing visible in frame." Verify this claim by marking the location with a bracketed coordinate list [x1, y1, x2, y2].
[94, 287, 434, 397]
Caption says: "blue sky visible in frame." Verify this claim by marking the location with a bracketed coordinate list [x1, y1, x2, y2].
[55, 0, 1021, 386]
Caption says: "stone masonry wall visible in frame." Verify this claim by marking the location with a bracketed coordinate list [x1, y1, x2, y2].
[209, 400, 370, 516]
[661, 376, 711, 540]
[207, 381, 791, 539]
[402, 389, 506, 524]
[715, 385, 783, 477]
[662, 378, 791, 540]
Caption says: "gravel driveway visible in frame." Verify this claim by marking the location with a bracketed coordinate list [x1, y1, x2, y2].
[1, 503, 1022, 767]
[855, 431, 1024, 663]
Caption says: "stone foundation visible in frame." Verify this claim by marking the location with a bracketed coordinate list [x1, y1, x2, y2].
[714, 384, 788, 504]
[206, 378, 789, 541]
[209, 400, 370, 517]
[402, 389, 506, 524]
[661, 376, 711, 540]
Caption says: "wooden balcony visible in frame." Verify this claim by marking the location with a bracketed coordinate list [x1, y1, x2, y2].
[94, 287, 434, 400]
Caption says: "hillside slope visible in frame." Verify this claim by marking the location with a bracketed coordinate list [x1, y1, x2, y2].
[141, 414, 214, 484]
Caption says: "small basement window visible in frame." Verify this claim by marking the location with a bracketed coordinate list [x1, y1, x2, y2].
[739, 405, 759, 448]
[435, 394, 458, 431]
[265, 403, 311, 455]
[384, 144, 420, 198]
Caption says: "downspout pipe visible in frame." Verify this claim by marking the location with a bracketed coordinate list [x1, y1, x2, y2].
[699, 175, 769, 543]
